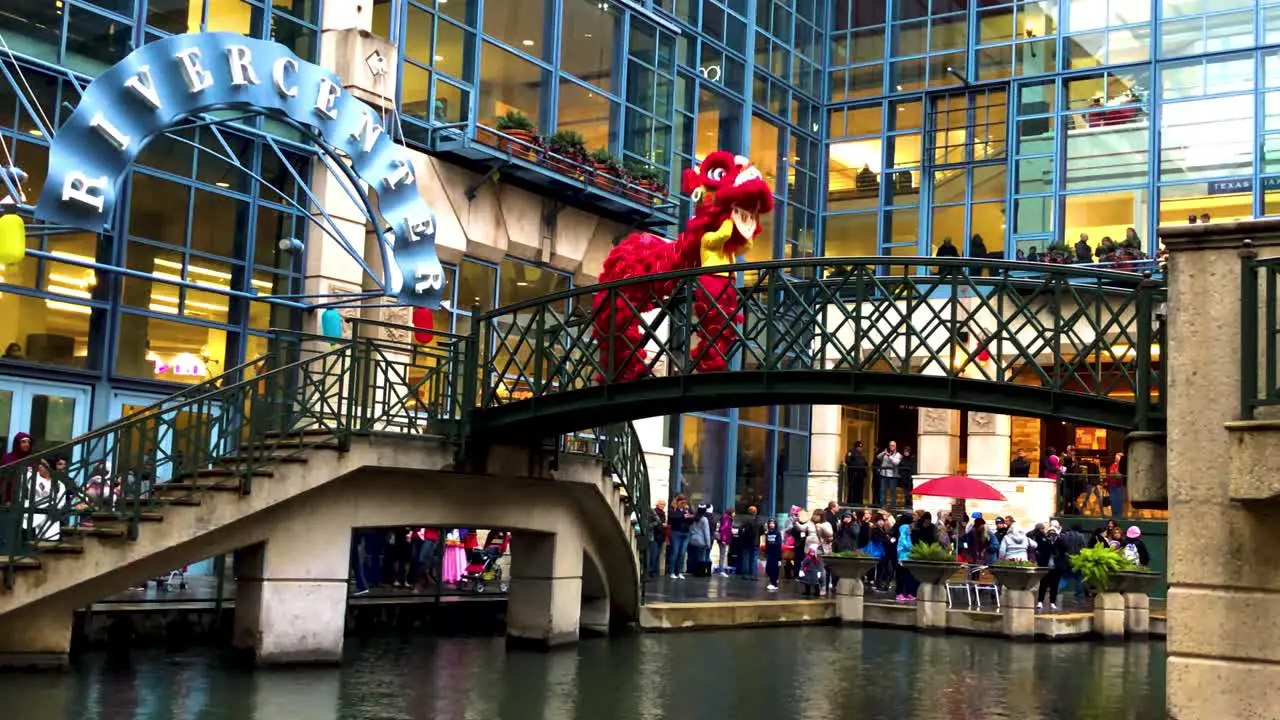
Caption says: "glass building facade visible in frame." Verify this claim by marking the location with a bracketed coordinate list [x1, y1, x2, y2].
[4, 0, 1275, 517]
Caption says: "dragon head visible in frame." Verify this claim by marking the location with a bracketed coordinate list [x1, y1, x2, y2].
[680, 151, 774, 260]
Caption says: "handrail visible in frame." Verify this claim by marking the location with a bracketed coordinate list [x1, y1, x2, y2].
[478, 256, 1160, 321]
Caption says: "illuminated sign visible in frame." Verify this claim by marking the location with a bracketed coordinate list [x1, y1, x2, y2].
[34, 32, 444, 309]
[698, 64, 722, 83]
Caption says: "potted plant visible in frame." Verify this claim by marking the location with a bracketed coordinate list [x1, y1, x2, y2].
[494, 110, 539, 161]
[821, 549, 878, 580]
[624, 160, 668, 205]
[1068, 543, 1128, 593]
[544, 130, 588, 179]
[901, 542, 962, 585]
[589, 148, 622, 193]
[989, 558, 1049, 592]
[1110, 561, 1159, 594]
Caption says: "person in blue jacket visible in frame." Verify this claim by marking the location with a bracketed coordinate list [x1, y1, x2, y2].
[763, 519, 783, 591]
[895, 513, 919, 601]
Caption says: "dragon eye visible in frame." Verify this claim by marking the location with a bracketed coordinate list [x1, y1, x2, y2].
[707, 167, 726, 182]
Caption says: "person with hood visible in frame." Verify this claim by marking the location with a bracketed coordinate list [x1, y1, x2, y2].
[688, 505, 713, 577]
[1122, 526, 1150, 567]
[844, 442, 867, 505]
[1030, 521, 1064, 610]
[716, 508, 735, 576]
[895, 513, 918, 602]
[999, 522, 1036, 562]
[737, 506, 762, 580]
[1, 432, 32, 502]
[960, 518, 994, 565]
[798, 546, 825, 597]
[867, 513, 892, 591]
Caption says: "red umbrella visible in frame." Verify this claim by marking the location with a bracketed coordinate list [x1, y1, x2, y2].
[912, 475, 1007, 501]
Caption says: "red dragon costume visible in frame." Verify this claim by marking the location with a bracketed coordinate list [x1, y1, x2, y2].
[592, 151, 774, 382]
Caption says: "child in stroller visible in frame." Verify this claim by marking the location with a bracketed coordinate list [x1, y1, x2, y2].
[456, 530, 509, 593]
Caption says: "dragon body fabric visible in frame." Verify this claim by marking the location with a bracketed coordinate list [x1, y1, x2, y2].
[592, 151, 774, 382]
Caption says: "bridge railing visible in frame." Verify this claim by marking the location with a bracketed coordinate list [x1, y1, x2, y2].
[1240, 251, 1280, 419]
[0, 321, 650, 588]
[473, 256, 1166, 425]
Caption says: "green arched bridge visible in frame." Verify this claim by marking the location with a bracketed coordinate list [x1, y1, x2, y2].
[468, 257, 1165, 437]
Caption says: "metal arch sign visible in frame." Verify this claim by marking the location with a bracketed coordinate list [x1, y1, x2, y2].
[33, 32, 445, 309]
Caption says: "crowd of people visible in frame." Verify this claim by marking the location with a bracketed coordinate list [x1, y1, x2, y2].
[647, 497, 1151, 612]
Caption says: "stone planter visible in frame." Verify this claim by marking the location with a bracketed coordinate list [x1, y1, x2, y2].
[821, 555, 878, 580]
[901, 560, 961, 586]
[989, 565, 1048, 592]
[902, 560, 961, 632]
[1109, 571, 1159, 595]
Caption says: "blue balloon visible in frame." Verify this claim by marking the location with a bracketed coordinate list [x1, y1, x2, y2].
[320, 309, 343, 339]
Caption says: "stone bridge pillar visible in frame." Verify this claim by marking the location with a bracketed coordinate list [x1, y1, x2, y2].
[1160, 219, 1280, 719]
[232, 513, 351, 665]
[506, 528, 585, 649]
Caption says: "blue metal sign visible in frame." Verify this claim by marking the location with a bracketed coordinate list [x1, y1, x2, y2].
[34, 32, 444, 309]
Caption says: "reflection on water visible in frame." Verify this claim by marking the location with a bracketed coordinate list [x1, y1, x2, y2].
[0, 628, 1165, 720]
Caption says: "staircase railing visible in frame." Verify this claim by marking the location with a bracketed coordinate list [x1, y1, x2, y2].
[0, 318, 649, 589]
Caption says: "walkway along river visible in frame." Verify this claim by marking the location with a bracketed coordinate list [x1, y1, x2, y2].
[0, 627, 1164, 720]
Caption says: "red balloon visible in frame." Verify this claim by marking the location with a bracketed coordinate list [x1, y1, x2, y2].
[412, 307, 434, 344]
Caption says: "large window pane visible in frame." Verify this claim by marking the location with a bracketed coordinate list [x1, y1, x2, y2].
[827, 139, 882, 212]
[680, 414, 728, 509]
[483, 0, 546, 58]
[824, 213, 878, 256]
[557, 79, 615, 152]
[1159, 96, 1253, 183]
[0, 293, 98, 370]
[735, 424, 769, 512]
[190, 190, 250, 259]
[560, 0, 617, 91]
[1158, 182, 1252, 228]
[1063, 189, 1149, 257]
[478, 43, 546, 127]
[129, 173, 190, 247]
[115, 313, 230, 385]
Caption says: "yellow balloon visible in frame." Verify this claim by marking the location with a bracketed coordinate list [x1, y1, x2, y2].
[0, 214, 25, 266]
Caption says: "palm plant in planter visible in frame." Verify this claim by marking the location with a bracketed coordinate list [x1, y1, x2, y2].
[901, 542, 961, 585]
[821, 549, 878, 579]
[544, 130, 588, 179]
[1068, 543, 1128, 593]
[588, 148, 623, 192]
[494, 110, 539, 161]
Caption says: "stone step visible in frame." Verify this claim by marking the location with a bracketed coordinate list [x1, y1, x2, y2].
[153, 481, 242, 493]
[87, 511, 164, 523]
[217, 454, 309, 465]
[194, 467, 274, 479]
[0, 556, 41, 570]
[61, 526, 127, 539]
[33, 541, 84, 554]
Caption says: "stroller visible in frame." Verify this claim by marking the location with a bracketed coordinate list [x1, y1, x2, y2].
[456, 530, 509, 593]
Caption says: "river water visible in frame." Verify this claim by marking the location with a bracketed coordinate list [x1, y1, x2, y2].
[0, 628, 1165, 720]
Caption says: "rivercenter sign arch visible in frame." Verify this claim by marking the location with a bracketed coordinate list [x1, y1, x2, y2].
[33, 32, 445, 309]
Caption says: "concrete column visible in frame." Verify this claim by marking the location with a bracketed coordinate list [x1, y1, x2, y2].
[916, 407, 960, 478]
[1001, 588, 1036, 640]
[506, 529, 584, 649]
[1124, 592, 1150, 637]
[966, 412, 1011, 476]
[1160, 219, 1280, 719]
[632, 415, 673, 504]
[806, 405, 842, 512]
[1093, 591, 1125, 640]
[0, 599, 76, 669]
[835, 577, 865, 623]
[232, 532, 350, 665]
[915, 581, 948, 631]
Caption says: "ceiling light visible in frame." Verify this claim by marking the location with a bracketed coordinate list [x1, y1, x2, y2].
[522, 39, 535, 47]
[896, 84, 903, 91]
[516, 281, 528, 286]
[434, 54, 445, 62]
[585, 33, 593, 38]
[215, 181, 230, 188]
[28, 129, 43, 137]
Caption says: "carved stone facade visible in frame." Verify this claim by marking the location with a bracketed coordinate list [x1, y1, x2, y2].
[920, 407, 955, 435]
[969, 412, 996, 433]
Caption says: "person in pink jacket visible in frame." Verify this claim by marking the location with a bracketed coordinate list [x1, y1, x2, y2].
[716, 508, 736, 576]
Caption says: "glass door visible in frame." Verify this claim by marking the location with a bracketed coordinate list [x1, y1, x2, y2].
[0, 379, 92, 457]
[111, 392, 224, 484]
